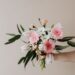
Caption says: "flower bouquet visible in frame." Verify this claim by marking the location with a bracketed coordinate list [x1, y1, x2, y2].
[5, 18, 75, 69]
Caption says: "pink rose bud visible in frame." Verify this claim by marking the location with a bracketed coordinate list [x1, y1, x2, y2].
[29, 31, 39, 44]
[43, 39, 55, 54]
[51, 22, 63, 39]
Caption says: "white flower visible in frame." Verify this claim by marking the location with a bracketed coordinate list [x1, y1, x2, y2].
[37, 27, 45, 35]
[43, 33, 51, 40]
[38, 44, 44, 51]
[45, 54, 52, 64]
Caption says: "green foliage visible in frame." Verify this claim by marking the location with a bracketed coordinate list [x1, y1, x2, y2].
[6, 33, 16, 36]
[67, 40, 75, 47]
[18, 50, 36, 68]
[20, 25, 25, 32]
[5, 35, 21, 44]
[18, 57, 25, 64]
[37, 39, 42, 45]
[24, 51, 33, 67]
[17, 24, 25, 34]
[5, 24, 25, 45]
[58, 36, 75, 42]
[17, 24, 22, 34]
[31, 51, 36, 61]
[40, 58, 46, 70]
[55, 45, 69, 50]
[24, 51, 36, 67]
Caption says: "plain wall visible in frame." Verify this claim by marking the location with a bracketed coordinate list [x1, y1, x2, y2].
[0, 0, 75, 75]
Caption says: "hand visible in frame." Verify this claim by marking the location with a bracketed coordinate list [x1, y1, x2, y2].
[52, 51, 75, 62]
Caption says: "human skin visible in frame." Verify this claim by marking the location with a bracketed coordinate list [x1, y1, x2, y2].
[53, 51, 75, 62]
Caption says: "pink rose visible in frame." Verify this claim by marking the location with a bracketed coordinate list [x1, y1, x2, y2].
[43, 40, 55, 54]
[29, 31, 39, 44]
[51, 23, 63, 39]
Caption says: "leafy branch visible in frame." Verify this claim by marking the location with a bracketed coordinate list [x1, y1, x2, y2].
[5, 35, 21, 44]
[18, 50, 36, 68]
[55, 45, 69, 50]
[67, 40, 75, 47]
[5, 24, 25, 45]
[58, 36, 75, 42]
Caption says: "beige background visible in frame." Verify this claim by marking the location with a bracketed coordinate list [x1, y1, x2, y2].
[0, 0, 75, 75]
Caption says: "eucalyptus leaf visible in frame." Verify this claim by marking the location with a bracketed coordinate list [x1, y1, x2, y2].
[18, 57, 25, 64]
[58, 36, 75, 42]
[67, 40, 75, 47]
[55, 45, 69, 50]
[24, 51, 34, 67]
[20, 25, 25, 32]
[31, 51, 36, 61]
[23, 50, 31, 62]
[5, 35, 21, 44]
[6, 33, 16, 36]
[17, 24, 22, 34]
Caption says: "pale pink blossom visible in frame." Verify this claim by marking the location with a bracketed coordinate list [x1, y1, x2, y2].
[29, 31, 39, 44]
[51, 23, 63, 39]
[43, 40, 55, 54]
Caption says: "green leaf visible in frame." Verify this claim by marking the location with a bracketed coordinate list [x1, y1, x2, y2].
[5, 35, 21, 44]
[37, 39, 42, 45]
[67, 40, 75, 47]
[18, 51, 33, 66]
[18, 51, 36, 68]
[6, 33, 16, 36]
[31, 51, 36, 61]
[20, 25, 25, 32]
[24, 55, 32, 67]
[18, 57, 25, 64]
[24, 50, 32, 67]
[17, 24, 22, 34]
[58, 36, 75, 42]
[55, 45, 69, 50]
[24, 51, 34, 67]
[40, 58, 46, 70]
[23, 50, 31, 62]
